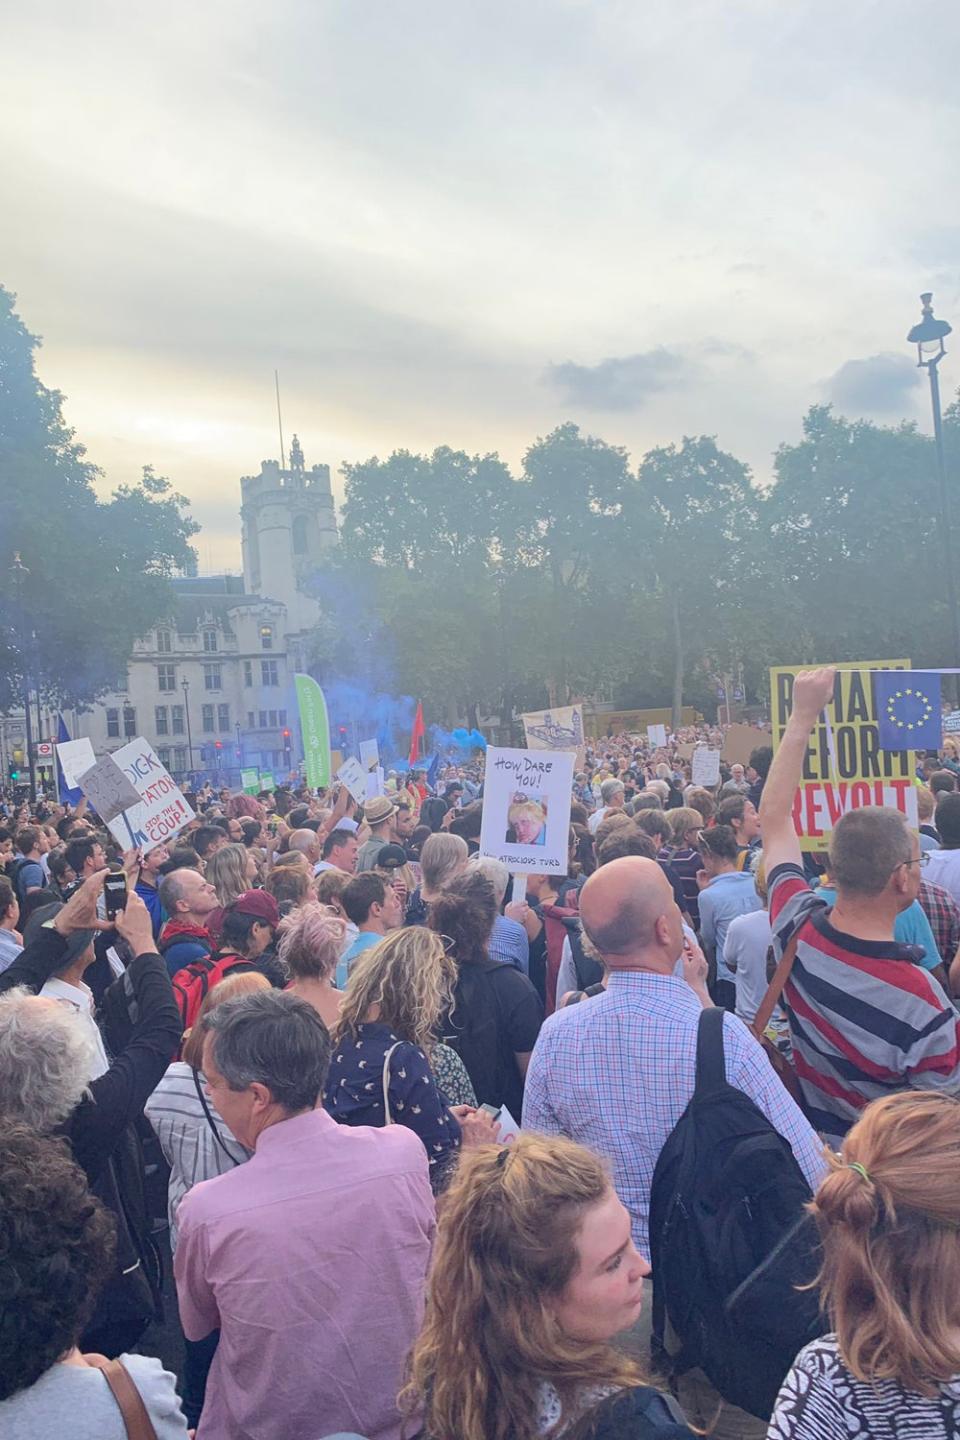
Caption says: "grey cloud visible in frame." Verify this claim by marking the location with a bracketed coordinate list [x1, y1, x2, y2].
[544, 349, 692, 411]
[825, 353, 922, 416]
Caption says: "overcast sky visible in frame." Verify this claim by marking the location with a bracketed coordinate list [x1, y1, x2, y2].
[3, 0, 958, 571]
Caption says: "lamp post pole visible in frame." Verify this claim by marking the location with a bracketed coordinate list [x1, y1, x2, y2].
[235, 721, 242, 775]
[908, 293, 959, 669]
[181, 678, 194, 778]
[9, 555, 36, 802]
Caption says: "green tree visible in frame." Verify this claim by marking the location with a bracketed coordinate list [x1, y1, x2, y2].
[633, 435, 760, 726]
[0, 285, 198, 710]
[763, 405, 943, 666]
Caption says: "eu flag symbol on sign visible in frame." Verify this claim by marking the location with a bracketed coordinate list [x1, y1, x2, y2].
[875, 671, 942, 751]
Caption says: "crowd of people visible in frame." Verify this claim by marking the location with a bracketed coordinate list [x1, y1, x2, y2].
[2, 678, 960, 1439]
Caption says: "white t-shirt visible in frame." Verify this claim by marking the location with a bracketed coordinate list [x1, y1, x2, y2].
[40, 977, 110, 1079]
[724, 908, 774, 1026]
[924, 849, 960, 907]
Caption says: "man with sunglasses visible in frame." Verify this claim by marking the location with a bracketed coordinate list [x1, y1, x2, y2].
[760, 666, 960, 1146]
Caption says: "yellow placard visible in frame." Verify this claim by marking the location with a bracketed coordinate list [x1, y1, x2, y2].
[769, 660, 919, 851]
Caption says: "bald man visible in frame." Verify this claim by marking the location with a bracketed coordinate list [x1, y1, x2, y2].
[522, 857, 825, 1435]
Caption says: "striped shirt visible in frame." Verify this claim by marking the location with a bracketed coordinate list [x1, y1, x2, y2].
[770, 1335, 960, 1440]
[145, 1062, 249, 1250]
[769, 864, 960, 1141]
[522, 969, 825, 1255]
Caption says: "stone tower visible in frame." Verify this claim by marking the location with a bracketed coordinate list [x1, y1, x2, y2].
[240, 435, 338, 636]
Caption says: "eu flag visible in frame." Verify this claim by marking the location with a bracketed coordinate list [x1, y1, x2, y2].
[875, 671, 942, 751]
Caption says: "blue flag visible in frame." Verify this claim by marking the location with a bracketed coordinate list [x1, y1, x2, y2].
[426, 752, 440, 791]
[56, 713, 84, 805]
[875, 671, 942, 751]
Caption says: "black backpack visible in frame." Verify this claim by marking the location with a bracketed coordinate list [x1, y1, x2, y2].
[648, 1006, 825, 1421]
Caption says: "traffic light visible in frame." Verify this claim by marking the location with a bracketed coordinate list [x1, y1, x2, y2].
[282, 728, 291, 740]
[8, 764, 18, 781]
[214, 740, 222, 749]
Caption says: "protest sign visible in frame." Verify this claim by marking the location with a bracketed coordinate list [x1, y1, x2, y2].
[521, 706, 583, 751]
[479, 746, 574, 875]
[78, 756, 141, 824]
[647, 724, 667, 748]
[294, 674, 331, 789]
[259, 772, 275, 792]
[722, 723, 772, 767]
[359, 738, 380, 771]
[57, 737, 97, 791]
[691, 747, 721, 787]
[240, 767, 260, 795]
[81, 739, 195, 853]
[337, 756, 368, 804]
[944, 711, 960, 735]
[365, 766, 385, 800]
[769, 660, 918, 851]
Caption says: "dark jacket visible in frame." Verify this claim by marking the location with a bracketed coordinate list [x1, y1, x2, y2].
[0, 926, 183, 1353]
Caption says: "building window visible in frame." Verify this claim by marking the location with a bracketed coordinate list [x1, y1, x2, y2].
[243, 660, 253, 687]
[174, 746, 187, 773]
[247, 711, 255, 729]
[203, 664, 222, 692]
[157, 629, 172, 654]
[258, 710, 267, 728]
[201, 704, 215, 734]
[157, 663, 176, 692]
[171, 705, 184, 736]
[260, 625, 274, 650]
[268, 709, 277, 727]
[261, 659, 279, 687]
[292, 515, 308, 556]
[155, 706, 168, 736]
[279, 709, 287, 725]
[157, 747, 171, 768]
[123, 706, 137, 738]
[106, 707, 120, 738]
[217, 703, 230, 733]
[202, 628, 218, 653]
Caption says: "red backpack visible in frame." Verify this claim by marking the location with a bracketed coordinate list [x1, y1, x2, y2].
[170, 953, 250, 1032]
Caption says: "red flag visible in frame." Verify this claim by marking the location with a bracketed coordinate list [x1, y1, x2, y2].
[408, 701, 426, 766]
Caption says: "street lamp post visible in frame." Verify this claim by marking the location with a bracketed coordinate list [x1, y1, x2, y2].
[907, 293, 959, 667]
[9, 554, 36, 802]
[181, 678, 194, 778]
[235, 721, 242, 776]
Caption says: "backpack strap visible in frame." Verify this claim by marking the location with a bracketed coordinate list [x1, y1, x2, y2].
[751, 933, 799, 1040]
[82, 1355, 158, 1440]
[695, 1003, 727, 1095]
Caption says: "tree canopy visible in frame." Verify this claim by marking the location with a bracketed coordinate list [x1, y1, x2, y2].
[0, 285, 198, 711]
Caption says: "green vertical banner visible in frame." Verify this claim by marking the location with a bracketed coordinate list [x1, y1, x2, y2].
[295, 672, 332, 788]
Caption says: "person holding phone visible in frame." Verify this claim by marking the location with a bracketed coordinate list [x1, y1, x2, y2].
[0, 874, 183, 1355]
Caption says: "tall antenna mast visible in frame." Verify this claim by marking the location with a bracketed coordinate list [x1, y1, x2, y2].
[274, 368, 287, 471]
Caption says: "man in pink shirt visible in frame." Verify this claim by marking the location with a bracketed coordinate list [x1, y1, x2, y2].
[175, 989, 435, 1440]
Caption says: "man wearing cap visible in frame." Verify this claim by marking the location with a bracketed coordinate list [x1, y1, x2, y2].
[26, 897, 110, 1078]
[357, 796, 399, 873]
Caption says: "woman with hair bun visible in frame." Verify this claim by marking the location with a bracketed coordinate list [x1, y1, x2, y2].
[770, 1090, 960, 1438]
[402, 1133, 693, 1440]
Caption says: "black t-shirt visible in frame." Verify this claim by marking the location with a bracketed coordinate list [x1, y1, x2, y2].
[446, 959, 543, 1117]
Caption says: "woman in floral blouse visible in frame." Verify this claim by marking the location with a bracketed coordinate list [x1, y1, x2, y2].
[323, 927, 495, 1189]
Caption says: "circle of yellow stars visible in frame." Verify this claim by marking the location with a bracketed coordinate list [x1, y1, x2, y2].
[886, 686, 934, 732]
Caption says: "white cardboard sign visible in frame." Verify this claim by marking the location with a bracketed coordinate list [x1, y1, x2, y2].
[78, 756, 142, 823]
[337, 756, 368, 804]
[359, 738, 380, 771]
[647, 724, 667, 748]
[84, 738, 195, 853]
[57, 737, 98, 791]
[691, 747, 721, 787]
[478, 746, 574, 875]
